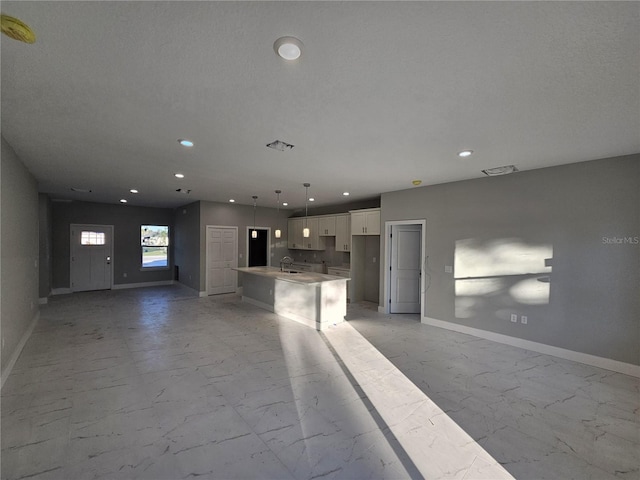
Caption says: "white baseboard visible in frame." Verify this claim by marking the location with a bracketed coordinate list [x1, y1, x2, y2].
[112, 280, 175, 290]
[38, 297, 48, 305]
[1, 311, 39, 390]
[199, 291, 208, 298]
[423, 316, 640, 378]
[51, 288, 72, 295]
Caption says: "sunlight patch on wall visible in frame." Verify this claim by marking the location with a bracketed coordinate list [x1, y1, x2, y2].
[454, 238, 553, 318]
[455, 238, 552, 278]
[509, 278, 550, 305]
[455, 278, 504, 296]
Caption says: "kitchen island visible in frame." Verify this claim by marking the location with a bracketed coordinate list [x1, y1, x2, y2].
[234, 266, 349, 331]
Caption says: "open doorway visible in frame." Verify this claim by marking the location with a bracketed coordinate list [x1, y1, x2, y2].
[383, 220, 426, 316]
[247, 227, 271, 267]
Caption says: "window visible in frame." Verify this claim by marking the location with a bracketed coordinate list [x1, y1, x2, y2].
[141, 225, 169, 268]
[81, 231, 105, 245]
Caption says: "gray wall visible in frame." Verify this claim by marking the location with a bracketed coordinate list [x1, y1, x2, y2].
[1, 137, 39, 372]
[198, 201, 292, 292]
[381, 155, 640, 365]
[174, 201, 201, 291]
[289, 197, 380, 218]
[51, 201, 174, 288]
[38, 194, 53, 298]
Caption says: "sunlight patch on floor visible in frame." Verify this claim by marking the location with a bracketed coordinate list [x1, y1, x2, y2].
[323, 321, 514, 479]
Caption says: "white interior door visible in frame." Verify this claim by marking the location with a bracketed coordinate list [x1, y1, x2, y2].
[207, 226, 237, 295]
[390, 224, 421, 313]
[70, 224, 113, 292]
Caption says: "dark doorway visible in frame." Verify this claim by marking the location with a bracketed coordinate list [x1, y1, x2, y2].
[248, 229, 269, 266]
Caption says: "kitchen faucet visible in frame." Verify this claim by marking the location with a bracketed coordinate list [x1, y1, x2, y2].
[280, 256, 293, 272]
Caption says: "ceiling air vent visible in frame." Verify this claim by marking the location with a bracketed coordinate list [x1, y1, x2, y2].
[482, 165, 519, 176]
[266, 140, 294, 151]
[176, 188, 192, 194]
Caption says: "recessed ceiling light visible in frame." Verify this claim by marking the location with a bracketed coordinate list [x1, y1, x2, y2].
[178, 139, 194, 147]
[412, 180, 422, 186]
[309, 198, 315, 202]
[119, 199, 127, 204]
[482, 165, 519, 176]
[342, 192, 350, 196]
[282, 202, 288, 206]
[266, 140, 294, 151]
[458, 150, 473, 158]
[174, 173, 185, 178]
[130, 189, 139, 194]
[274, 36, 303, 61]
[229, 199, 235, 203]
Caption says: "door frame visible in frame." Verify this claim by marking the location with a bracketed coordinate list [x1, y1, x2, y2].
[70, 223, 114, 291]
[382, 219, 426, 317]
[205, 225, 238, 295]
[245, 226, 272, 267]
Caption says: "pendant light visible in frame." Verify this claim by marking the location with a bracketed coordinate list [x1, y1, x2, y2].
[251, 195, 258, 239]
[274, 190, 282, 239]
[303, 183, 310, 238]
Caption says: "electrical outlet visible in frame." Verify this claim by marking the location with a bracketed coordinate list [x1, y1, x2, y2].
[373, 257, 376, 263]
[521, 316, 528, 324]
[444, 265, 453, 273]
[510, 314, 518, 323]
[123, 272, 128, 278]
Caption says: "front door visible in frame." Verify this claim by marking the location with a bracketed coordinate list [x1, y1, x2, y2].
[390, 224, 421, 313]
[70, 224, 113, 292]
[207, 226, 237, 295]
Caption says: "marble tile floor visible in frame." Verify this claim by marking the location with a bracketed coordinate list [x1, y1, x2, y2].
[0, 285, 637, 479]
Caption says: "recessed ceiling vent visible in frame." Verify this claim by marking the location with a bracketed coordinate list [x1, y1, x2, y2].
[71, 187, 92, 193]
[176, 188, 191, 194]
[482, 165, 519, 176]
[266, 140, 294, 151]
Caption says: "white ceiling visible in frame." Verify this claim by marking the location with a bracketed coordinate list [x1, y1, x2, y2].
[2, 1, 638, 209]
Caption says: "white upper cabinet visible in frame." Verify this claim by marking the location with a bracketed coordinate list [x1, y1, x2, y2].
[350, 208, 380, 235]
[318, 216, 336, 236]
[335, 214, 351, 252]
[288, 217, 326, 250]
[287, 217, 304, 249]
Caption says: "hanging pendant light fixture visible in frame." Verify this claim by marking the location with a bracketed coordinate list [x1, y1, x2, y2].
[274, 190, 282, 239]
[251, 195, 258, 239]
[303, 183, 310, 238]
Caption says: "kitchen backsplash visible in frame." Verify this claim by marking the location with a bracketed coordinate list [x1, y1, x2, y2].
[288, 236, 350, 267]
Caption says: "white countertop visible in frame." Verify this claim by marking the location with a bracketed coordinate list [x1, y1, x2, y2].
[327, 265, 350, 272]
[235, 266, 350, 285]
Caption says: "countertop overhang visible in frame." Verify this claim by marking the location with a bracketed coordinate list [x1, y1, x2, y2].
[234, 266, 350, 285]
